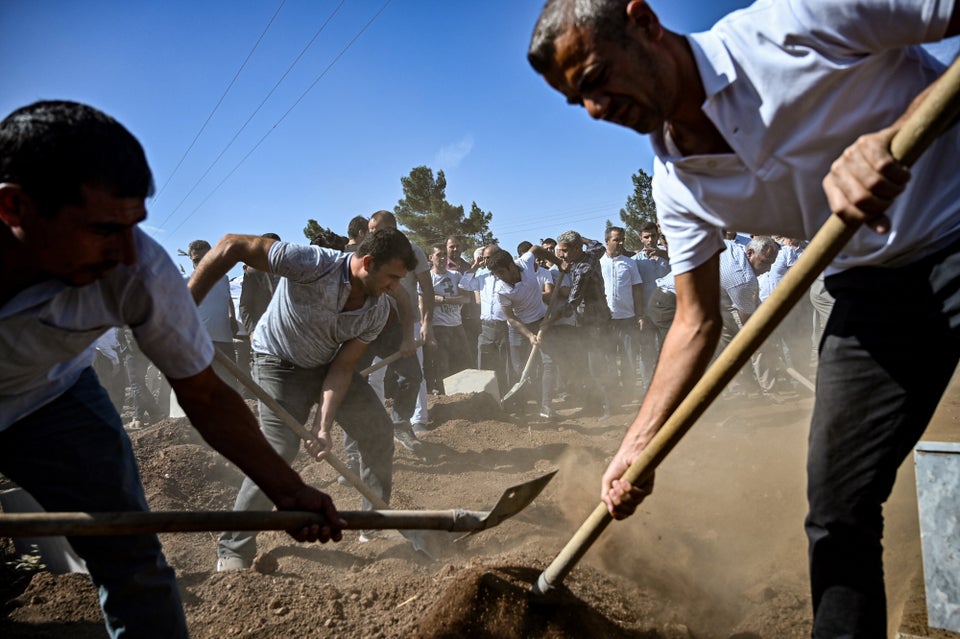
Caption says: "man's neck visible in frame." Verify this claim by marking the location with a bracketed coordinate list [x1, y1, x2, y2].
[0, 234, 46, 306]
[343, 255, 368, 311]
[663, 34, 732, 157]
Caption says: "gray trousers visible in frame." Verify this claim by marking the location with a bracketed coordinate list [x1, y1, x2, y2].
[218, 353, 394, 562]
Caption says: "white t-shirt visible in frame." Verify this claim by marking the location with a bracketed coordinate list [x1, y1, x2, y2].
[424, 269, 463, 328]
[0, 228, 214, 431]
[652, 0, 959, 276]
[192, 274, 234, 343]
[494, 252, 548, 324]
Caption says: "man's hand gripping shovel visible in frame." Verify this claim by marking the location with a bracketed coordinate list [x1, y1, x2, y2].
[532, 56, 960, 595]
[212, 350, 554, 557]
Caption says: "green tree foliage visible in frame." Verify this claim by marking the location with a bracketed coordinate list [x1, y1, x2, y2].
[303, 219, 323, 241]
[394, 166, 496, 254]
[616, 167, 657, 249]
[302, 219, 348, 249]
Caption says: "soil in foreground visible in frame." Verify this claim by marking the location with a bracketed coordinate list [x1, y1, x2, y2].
[1, 382, 936, 638]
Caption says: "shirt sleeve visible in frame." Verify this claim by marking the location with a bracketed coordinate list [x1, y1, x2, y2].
[128, 232, 215, 380]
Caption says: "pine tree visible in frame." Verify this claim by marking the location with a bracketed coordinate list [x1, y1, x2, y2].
[394, 166, 496, 253]
[617, 168, 657, 249]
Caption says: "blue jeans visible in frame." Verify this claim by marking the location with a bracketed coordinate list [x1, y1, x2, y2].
[808, 238, 960, 638]
[0, 368, 187, 638]
[218, 353, 394, 562]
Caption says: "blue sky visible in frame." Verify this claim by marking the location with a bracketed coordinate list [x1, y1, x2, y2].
[3, 1, 956, 275]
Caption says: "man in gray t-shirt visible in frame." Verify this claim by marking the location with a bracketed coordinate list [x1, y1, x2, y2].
[189, 227, 417, 568]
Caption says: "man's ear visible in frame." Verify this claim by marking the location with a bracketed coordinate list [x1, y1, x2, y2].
[0, 183, 28, 228]
[626, 0, 662, 41]
[359, 253, 375, 273]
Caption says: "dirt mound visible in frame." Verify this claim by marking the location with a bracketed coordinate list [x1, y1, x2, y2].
[1, 384, 935, 637]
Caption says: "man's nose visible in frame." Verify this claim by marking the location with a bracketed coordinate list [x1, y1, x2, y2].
[112, 228, 138, 266]
[583, 92, 611, 120]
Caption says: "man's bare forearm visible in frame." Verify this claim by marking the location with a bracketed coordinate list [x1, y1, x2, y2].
[189, 234, 276, 304]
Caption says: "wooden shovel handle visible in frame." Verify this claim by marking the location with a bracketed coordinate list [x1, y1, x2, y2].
[535, 54, 960, 595]
[358, 340, 425, 377]
[212, 350, 387, 508]
[0, 509, 487, 536]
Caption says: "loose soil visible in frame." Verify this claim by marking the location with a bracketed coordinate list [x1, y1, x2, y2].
[2, 372, 955, 638]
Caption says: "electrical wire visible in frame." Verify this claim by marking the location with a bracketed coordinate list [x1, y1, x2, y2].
[159, 0, 348, 230]
[167, 0, 395, 237]
[153, 0, 287, 204]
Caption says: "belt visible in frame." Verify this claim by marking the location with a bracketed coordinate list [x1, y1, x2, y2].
[481, 319, 506, 326]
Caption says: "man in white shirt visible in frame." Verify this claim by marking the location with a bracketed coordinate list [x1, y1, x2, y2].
[421, 244, 471, 395]
[487, 246, 563, 419]
[460, 245, 512, 396]
[599, 226, 644, 392]
[0, 100, 344, 638]
[529, 0, 960, 634]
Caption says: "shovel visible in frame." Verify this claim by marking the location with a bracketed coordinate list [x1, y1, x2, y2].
[501, 270, 567, 404]
[0, 471, 557, 538]
[532, 55, 960, 596]
[212, 350, 453, 556]
[358, 340, 424, 377]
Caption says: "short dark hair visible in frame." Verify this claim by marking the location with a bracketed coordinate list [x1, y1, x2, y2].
[188, 239, 211, 254]
[0, 100, 154, 216]
[517, 240, 533, 256]
[356, 228, 417, 272]
[605, 226, 625, 241]
[485, 248, 515, 271]
[640, 221, 659, 235]
[431, 243, 447, 254]
[541, 237, 557, 247]
[347, 215, 368, 241]
[262, 232, 281, 241]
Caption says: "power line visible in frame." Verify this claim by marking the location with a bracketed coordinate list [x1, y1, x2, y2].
[153, 0, 286, 204]
[159, 0, 348, 230]
[168, 0, 395, 237]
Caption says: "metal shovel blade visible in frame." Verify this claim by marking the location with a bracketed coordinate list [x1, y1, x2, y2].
[469, 469, 557, 533]
[0, 472, 557, 538]
[500, 376, 530, 403]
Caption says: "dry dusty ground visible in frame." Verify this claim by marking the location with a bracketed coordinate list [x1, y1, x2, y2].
[2, 370, 954, 638]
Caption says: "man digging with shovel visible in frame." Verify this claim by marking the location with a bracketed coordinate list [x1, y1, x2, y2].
[188, 227, 418, 569]
[529, 0, 960, 636]
[0, 100, 345, 639]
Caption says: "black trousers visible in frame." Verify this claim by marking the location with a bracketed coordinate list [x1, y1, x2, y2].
[808, 237, 960, 637]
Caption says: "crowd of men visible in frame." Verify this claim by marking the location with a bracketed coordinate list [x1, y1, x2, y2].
[3, 0, 957, 636]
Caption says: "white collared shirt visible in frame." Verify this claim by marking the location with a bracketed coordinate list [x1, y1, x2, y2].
[494, 252, 548, 324]
[600, 253, 642, 319]
[652, 0, 959, 276]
